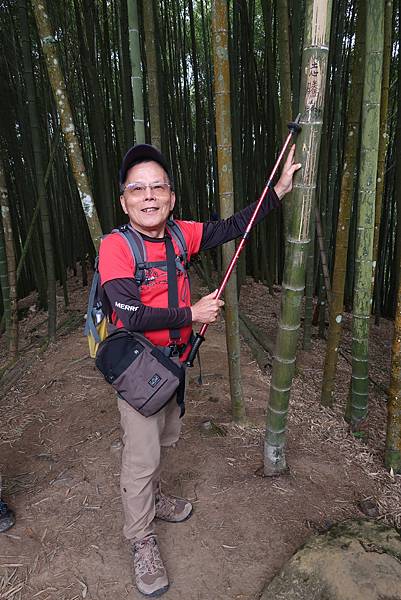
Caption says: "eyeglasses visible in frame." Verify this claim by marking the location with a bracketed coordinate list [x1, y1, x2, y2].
[122, 182, 171, 199]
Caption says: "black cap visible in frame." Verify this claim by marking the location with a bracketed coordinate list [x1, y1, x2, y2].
[119, 144, 172, 189]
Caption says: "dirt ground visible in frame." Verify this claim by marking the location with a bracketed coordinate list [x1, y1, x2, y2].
[1, 273, 400, 600]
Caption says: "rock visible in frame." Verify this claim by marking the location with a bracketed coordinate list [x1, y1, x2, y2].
[200, 420, 227, 437]
[260, 519, 401, 600]
[358, 497, 379, 518]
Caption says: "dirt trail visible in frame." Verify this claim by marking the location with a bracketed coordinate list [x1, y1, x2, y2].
[0, 275, 400, 599]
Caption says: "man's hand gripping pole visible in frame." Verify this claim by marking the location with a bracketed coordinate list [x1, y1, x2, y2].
[185, 115, 302, 368]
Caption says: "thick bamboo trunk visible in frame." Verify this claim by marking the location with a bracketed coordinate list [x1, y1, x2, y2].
[264, 0, 332, 475]
[346, 0, 384, 426]
[372, 0, 393, 322]
[321, 2, 365, 407]
[212, 0, 245, 422]
[30, 0, 102, 250]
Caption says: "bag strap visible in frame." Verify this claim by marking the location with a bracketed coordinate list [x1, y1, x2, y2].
[165, 234, 180, 341]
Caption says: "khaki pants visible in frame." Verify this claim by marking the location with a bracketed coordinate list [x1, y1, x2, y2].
[118, 396, 182, 541]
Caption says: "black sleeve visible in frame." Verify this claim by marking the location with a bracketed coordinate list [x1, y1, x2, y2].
[200, 187, 280, 251]
[103, 278, 192, 331]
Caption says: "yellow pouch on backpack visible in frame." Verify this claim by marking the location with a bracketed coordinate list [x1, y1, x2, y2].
[87, 316, 108, 359]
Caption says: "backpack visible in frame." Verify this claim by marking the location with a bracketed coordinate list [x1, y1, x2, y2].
[84, 220, 189, 359]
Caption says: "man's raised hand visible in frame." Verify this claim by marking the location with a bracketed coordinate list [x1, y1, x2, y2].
[274, 144, 302, 200]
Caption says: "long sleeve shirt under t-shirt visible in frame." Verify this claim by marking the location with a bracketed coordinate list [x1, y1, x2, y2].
[98, 188, 280, 350]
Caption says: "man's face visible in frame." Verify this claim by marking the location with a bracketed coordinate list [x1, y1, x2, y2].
[120, 161, 175, 237]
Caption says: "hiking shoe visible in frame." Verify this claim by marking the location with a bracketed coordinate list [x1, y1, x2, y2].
[132, 535, 169, 597]
[0, 499, 15, 533]
[155, 490, 193, 523]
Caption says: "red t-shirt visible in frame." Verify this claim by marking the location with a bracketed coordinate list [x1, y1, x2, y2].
[99, 220, 203, 348]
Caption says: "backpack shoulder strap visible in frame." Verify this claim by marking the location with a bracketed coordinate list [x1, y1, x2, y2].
[83, 265, 102, 342]
[166, 220, 189, 273]
[84, 232, 115, 342]
[166, 220, 188, 265]
[112, 225, 147, 286]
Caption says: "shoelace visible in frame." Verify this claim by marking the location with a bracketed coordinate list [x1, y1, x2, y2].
[155, 493, 177, 517]
[134, 537, 164, 576]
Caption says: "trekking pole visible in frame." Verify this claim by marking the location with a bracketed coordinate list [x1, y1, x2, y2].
[185, 114, 302, 368]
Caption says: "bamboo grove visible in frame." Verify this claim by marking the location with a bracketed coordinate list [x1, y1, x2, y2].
[0, 0, 400, 472]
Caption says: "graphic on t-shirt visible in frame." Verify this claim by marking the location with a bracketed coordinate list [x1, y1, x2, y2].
[142, 267, 186, 289]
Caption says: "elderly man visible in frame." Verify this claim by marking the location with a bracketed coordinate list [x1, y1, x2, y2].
[99, 143, 300, 596]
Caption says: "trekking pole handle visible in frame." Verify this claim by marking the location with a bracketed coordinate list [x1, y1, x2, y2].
[186, 115, 302, 368]
[185, 333, 205, 367]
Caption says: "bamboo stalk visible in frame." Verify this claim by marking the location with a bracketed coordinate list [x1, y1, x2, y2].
[345, 0, 384, 426]
[212, 0, 245, 422]
[30, 0, 103, 250]
[264, 0, 333, 475]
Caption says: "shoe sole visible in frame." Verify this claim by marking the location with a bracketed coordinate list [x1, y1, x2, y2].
[138, 584, 169, 597]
